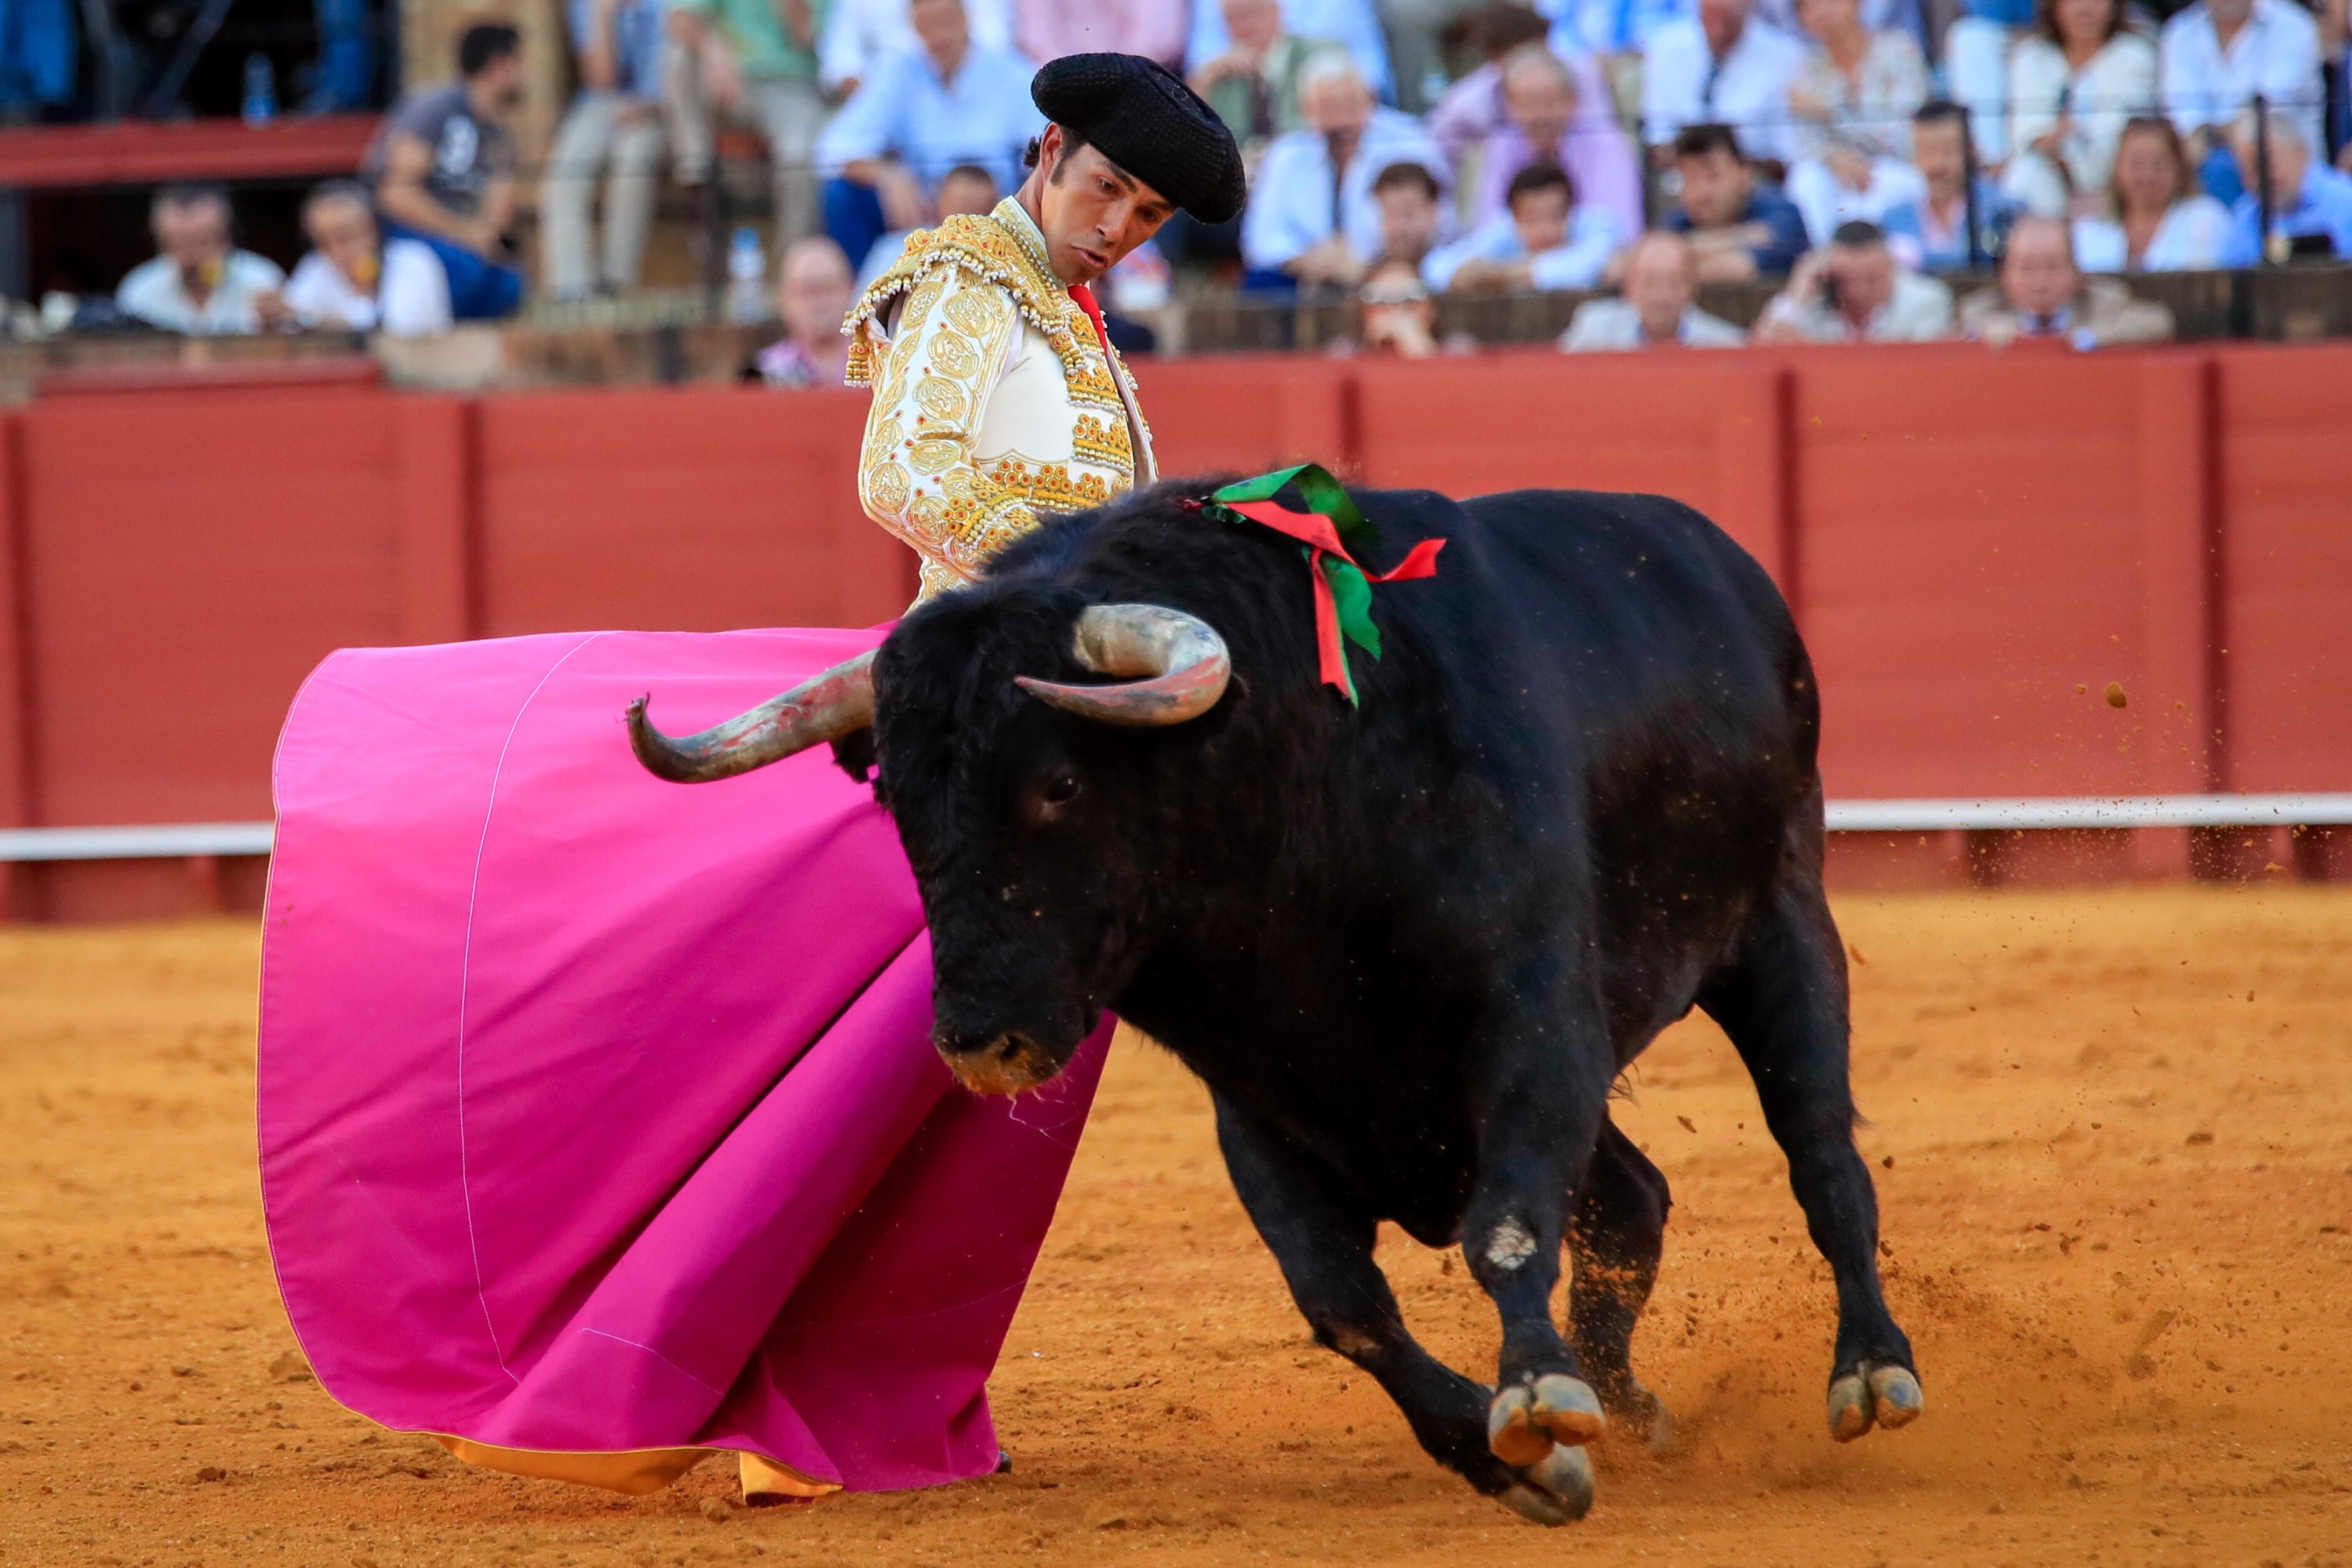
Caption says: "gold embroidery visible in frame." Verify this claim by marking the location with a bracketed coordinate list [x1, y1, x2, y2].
[863, 460, 911, 515]
[986, 457, 1113, 514]
[915, 375, 970, 425]
[909, 438, 962, 474]
[1073, 413, 1132, 466]
[928, 329, 978, 379]
[943, 287, 1001, 339]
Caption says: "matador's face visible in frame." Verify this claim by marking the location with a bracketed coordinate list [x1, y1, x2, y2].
[1032, 128, 1175, 288]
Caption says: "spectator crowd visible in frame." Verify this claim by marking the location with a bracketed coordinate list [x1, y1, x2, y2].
[81, 0, 2352, 355]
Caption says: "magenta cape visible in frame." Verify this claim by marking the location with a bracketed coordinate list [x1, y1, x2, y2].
[258, 627, 1108, 1494]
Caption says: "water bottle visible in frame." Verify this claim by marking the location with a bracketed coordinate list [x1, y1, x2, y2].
[242, 53, 278, 126]
[727, 227, 769, 325]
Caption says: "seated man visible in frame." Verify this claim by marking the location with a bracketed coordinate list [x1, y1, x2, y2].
[114, 184, 288, 335]
[543, 0, 668, 299]
[1371, 159, 1448, 269]
[1960, 213, 2175, 346]
[2159, 0, 2321, 203]
[667, 0, 828, 255]
[2217, 108, 2352, 265]
[1189, 0, 1322, 152]
[814, 0, 1040, 271]
[1240, 53, 1446, 293]
[751, 236, 857, 385]
[1663, 123, 1810, 281]
[1422, 161, 1621, 291]
[1462, 43, 1641, 241]
[857, 161, 998, 286]
[1184, 0, 1394, 102]
[1755, 220, 1954, 343]
[363, 23, 528, 321]
[1562, 229, 1748, 349]
[1640, 0, 1808, 164]
[1880, 99, 2015, 272]
[282, 180, 454, 336]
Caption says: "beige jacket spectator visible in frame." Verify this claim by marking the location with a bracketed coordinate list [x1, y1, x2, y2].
[1755, 220, 1953, 341]
[1563, 231, 1748, 349]
[1960, 213, 2174, 346]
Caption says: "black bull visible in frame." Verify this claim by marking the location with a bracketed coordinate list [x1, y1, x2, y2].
[629, 478, 1923, 1525]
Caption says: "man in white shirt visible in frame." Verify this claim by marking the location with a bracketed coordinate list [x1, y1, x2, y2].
[1640, 0, 1808, 163]
[1754, 219, 1953, 342]
[1186, 0, 1394, 101]
[1240, 53, 1447, 289]
[114, 185, 290, 335]
[2161, 0, 2322, 168]
[1422, 161, 1622, 290]
[819, 0, 1015, 94]
[1563, 230, 1749, 348]
[281, 181, 455, 336]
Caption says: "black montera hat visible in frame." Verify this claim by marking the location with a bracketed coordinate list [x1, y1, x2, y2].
[1032, 54, 1248, 225]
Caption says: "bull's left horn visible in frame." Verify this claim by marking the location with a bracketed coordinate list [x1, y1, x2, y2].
[627, 649, 876, 782]
[1015, 604, 1230, 727]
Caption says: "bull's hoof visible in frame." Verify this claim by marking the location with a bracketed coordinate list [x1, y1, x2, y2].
[1827, 1362, 1925, 1442]
[1489, 1375, 1606, 1467]
[1499, 1443, 1596, 1525]
[1616, 1381, 1676, 1454]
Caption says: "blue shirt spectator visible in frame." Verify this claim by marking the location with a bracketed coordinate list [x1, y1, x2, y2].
[0, 0, 76, 114]
[2218, 112, 2352, 264]
[1881, 178, 2013, 270]
[1422, 164, 1624, 291]
[1542, 0, 1692, 56]
[2160, 0, 2322, 158]
[1664, 122, 1810, 278]
[1187, 0, 1392, 100]
[572, 0, 666, 96]
[816, 33, 1040, 198]
[1241, 57, 1446, 283]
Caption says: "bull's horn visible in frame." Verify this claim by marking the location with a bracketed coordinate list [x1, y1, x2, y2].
[627, 649, 876, 782]
[1015, 604, 1230, 727]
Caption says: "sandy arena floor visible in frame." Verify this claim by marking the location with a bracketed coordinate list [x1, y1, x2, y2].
[3, 889, 2349, 1567]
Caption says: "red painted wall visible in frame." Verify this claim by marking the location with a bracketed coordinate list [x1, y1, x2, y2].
[0, 340, 2346, 918]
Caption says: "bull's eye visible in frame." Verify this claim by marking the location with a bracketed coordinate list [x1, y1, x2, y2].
[1042, 772, 1082, 807]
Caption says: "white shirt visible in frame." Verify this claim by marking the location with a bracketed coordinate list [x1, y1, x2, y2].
[1561, 296, 1748, 349]
[1242, 108, 1449, 271]
[1422, 207, 1623, 291]
[1640, 16, 1810, 160]
[282, 238, 454, 336]
[818, 0, 1016, 91]
[2160, 0, 2321, 149]
[2008, 32, 2159, 197]
[2071, 195, 2234, 271]
[1185, 0, 1392, 98]
[816, 42, 1043, 196]
[1540, 0, 1691, 55]
[114, 249, 285, 335]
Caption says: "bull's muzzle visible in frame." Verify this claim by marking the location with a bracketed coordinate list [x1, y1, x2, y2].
[933, 1028, 1065, 1097]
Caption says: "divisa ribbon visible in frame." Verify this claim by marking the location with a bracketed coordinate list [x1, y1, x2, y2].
[1196, 464, 1444, 705]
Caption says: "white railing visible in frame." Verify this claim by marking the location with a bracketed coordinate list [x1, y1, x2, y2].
[0, 794, 2346, 862]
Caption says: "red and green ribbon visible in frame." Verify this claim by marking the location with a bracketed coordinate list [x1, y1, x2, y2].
[1199, 463, 1444, 705]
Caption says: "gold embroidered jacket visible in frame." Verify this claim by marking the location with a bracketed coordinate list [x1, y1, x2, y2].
[845, 198, 1157, 602]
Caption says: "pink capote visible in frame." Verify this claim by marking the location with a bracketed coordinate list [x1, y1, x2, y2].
[258, 626, 1108, 1492]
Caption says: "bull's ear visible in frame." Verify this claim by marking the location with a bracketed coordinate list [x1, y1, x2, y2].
[829, 727, 878, 784]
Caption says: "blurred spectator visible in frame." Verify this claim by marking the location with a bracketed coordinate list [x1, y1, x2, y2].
[1187, 0, 1396, 101]
[1191, 0, 1326, 151]
[1783, 0, 1929, 243]
[1382, 0, 1491, 112]
[1881, 100, 2015, 270]
[0, 0, 76, 119]
[1960, 212, 2173, 343]
[1641, 0, 1810, 163]
[1755, 219, 1953, 340]
[1544, 0, 1692, 59]
[1748, 0, 1922, 38]
[752, 237, 858, 384]
[308, 0, 380, 113]
[2160, 0, 2321, 193]
[1465, 44, 1643, 240]
[668, 0, 828, 254]
[2004, 0, 2158, 219]
[2071, 115, 2233, 270]
[1337, 254, 1481, 355]
[816, 0, 1042, 271]
[822, 0, 1015, 93]
[1426, 2, 1551, 155]
[1372, 159, 1450, 265]
[2218, 106, 2352, 262]
[364, 23, 527, 321]
[1424, 161, 1621, 288]
[857, 162, 1000, 285]
[1013, 0, 1185, 66]
[1241, 55, 1447, 290]
[1562, 230, 1750, 347]
[115, 185, 290, 335]
[1944, 0, 2037, 164]
[283, 181, 454, 336]
[544, 0, 669, 300]
[1663, 123, 1811, 278]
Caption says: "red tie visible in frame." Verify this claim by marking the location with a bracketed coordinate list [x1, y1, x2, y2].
[1069, 282, 1111, 350]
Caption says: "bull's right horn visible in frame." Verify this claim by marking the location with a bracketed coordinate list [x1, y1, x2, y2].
[627, 649, 876, 783]
[1015, 604, 1230, 727]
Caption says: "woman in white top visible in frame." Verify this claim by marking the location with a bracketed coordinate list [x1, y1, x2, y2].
[2070, 114, 2233, 271]
[2003, 0, 2159, 217]
[1787, 0, 1930, 166]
